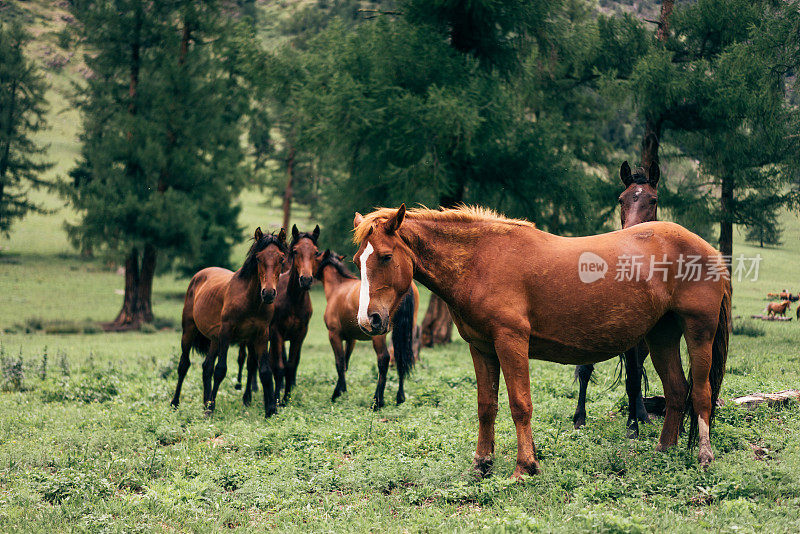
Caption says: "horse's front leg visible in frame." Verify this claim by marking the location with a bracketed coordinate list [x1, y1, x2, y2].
[207, 328, 231, 414]
[242, 341, 257, 407]
[371, 335, 390, 410]
[269, 331, 286, 405]
[283, 330, 307, 404]
[235, 345, 246, 390]
[495, 330, 540, 479]
[329, 331, 347, 402]
[572, 364, 593, 429]
[469, 344, 500, 478]
[255, 333, 276, 417]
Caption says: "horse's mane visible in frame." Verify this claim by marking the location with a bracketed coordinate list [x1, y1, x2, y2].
[238, 232, 288, 279]
[317, 250, 358, 280]
[353, 205, 535, 245]
[630, 167, 650, 185]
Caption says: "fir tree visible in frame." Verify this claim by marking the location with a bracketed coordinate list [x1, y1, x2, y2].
[0, 21, 52, 236]
[63, 0, 252, 328]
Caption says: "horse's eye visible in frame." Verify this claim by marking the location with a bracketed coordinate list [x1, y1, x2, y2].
[379, 254, 393, 264]
[618, 198, 624, 205]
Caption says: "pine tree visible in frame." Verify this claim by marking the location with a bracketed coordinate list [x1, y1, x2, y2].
[63, 0, 252, 328]
[0, 21, 52, 237]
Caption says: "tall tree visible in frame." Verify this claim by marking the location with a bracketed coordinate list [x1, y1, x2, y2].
[293, 0, 650, 344]
[0, 22, 52, 237]
[64, 0, 251, 328]
[631, 0, 800, 263]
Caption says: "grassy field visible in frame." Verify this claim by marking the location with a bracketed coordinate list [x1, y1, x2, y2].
[2, 2, 800, 531]
[2, 190, 800, 532]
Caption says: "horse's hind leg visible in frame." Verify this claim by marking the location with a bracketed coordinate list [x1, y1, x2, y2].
[645, 313, 686, 452]
[624, 342, 651, 438]
[372, 335, 390, 409]
[201, 338, 219, 410]
[207, 328, 231, 414]
[572, 364, 593, 429]
[235, 345, 246, 390]
[683, 317, 717, 467]
[171, 325, 195, 407]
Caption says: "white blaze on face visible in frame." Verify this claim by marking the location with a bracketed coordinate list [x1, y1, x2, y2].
[357, 242, 374, 327]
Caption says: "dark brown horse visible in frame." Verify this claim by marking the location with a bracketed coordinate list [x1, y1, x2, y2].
[171, 228, 288, 418]
[354, 204, 730, 478]
[314, 249, 419, 408]
[236, 225, 320, 404]
[574, 161, 659, 438]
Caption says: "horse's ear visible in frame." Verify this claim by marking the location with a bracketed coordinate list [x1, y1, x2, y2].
[291, 224, 299, 242]
[353, 212, 364, 229]
[312, 224, 320, 243]
[620, 161, 633, 187]
[648, 162, 660, 188]
[254, 227, 263, 241]
[385, 203, 406, 234]
[320, 249, 331, 260]
[277, 228, 287, 243]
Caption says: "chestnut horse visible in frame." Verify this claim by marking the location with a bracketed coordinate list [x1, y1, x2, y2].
[574, 161, 659, 437]
[170, 228, 288, 418]
[314, 250, 419, 408]
[765, 300, 791, 317]
[235, 225, 320, 404]
[353, 205, 730, 478]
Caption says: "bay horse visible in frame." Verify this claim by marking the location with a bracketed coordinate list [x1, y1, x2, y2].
[353, 204, 730, 478]
[314, 249, 418, 408]
[236, 224, 320, 404]
[170, 227, 288, 418]
[574, 161, 659, 438]
[765, 300, 791, 317]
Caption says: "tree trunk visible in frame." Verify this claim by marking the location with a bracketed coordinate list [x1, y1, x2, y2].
[421, 293, 453, 347]
[282, 145, 295, 231]
[111, 245, 156, 329]
[719, 174, 734, 272]
[657, 1, 675, 43]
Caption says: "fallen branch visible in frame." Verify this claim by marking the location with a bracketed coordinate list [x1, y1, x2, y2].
[750, 315, 793, 321]
[732, 390, 800, 410]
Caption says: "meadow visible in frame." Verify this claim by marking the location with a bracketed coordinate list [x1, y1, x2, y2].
[2, 182, 800, 532]
[2, 3, 800, 530]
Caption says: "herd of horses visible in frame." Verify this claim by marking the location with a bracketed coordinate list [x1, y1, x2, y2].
[170, 161, 733, 479]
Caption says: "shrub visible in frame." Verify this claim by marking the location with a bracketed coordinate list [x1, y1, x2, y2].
[732, 320, 765, 337]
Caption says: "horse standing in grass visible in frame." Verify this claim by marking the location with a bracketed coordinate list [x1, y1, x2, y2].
[574, 161, 659, 438]
[765, 300, 791, 318]
[171, 228, 288, 418]
[314, 249, 418, 408]
[236, 225, 320, 404]
[353, 204, 730, 478]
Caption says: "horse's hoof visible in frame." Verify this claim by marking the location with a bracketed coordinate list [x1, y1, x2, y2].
[396, 392, 405, 405]
[234, 383, 242, 391]
[573, 415, 586, 430]
[698, 449, 714, 468]
[472, 455, 493, 479]
[170, 400, 179, 410]
[372, 399, 384, 411]
[242, 396, 251, 407]
[626, 424, 639, 439]
[331, 390, 341, 402]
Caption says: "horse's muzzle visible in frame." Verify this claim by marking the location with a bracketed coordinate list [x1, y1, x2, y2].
[359, 312, 388, 336]
[261, 288, 276, 304]
[299, 275, 313, 290]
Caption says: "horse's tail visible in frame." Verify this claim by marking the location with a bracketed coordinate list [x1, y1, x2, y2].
[392, 289, 416, 382]
[687, 280, 731, 447]
[192, 333, 211, 355]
